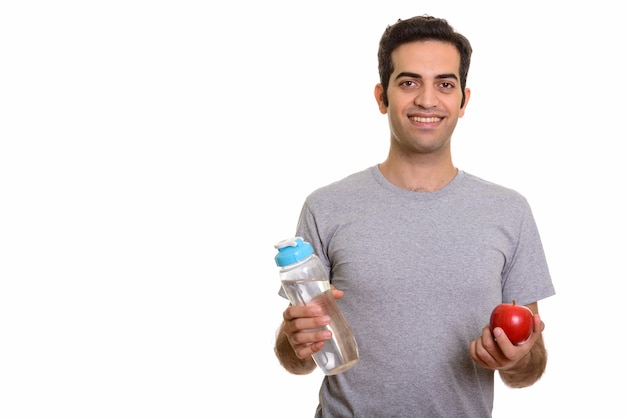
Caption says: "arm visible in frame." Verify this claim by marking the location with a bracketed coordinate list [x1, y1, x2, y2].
[274, 316, 318, 375]
[469, 302, 548, 388]
[498, 332, 547, 388]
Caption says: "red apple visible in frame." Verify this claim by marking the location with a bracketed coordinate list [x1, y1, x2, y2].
[489, 300, 534, 345]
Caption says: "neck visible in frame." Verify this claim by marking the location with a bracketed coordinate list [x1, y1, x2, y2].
[378, 159, 457, 192]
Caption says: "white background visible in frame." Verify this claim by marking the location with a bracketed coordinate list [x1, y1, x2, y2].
[1, 1, 624, 417]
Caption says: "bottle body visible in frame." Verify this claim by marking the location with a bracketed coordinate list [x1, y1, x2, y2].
[278, 252, 359, 375]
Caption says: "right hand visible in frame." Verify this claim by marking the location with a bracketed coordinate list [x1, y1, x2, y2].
[281, 286, 344, 359]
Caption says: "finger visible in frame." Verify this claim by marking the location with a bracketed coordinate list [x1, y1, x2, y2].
[282, 307, 330, 334]
[330, 286, 344, 299]
[283, 304, 323, 321]
[469, 339, 481, 364]
[493, 325, 527, 361]
[295, 340, 326, 359]
[291, 326, 331, 344]
[291, 328, 332, 359]
[533, 314, 545, 333]
[481, 327, 503, 363]
[492, 326, 511, 347]
[470, 327, 496, 368]
[477, 326, 515, 369]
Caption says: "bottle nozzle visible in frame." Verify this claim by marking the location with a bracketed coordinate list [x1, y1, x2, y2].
[274, 236, 304, 250]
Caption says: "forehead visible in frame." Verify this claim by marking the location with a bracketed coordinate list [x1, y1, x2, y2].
[391, 40, 461, 76]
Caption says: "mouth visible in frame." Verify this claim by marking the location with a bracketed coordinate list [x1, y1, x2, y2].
[409, 116, 443, 123]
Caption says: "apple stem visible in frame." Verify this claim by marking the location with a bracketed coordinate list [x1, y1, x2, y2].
[512, 299, 516, 305]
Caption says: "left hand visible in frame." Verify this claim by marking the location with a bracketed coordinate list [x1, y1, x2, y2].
[469, 314, 544, 371]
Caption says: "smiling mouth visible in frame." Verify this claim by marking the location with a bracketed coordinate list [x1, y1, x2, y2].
[409, 116, 442, 123]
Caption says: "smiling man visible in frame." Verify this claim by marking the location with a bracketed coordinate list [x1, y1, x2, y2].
[376, 40, 468, 192]
[274, 15, 555, 417]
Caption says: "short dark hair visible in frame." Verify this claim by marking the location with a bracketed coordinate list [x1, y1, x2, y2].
[377, 15, 473, 108]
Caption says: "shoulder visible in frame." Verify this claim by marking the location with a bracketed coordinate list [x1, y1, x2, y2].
[457, 172, 534, 220]
[461, 172, 528, 201]
[306, 167, 377, 204]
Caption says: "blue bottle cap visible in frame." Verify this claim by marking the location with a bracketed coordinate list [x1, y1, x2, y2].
[274, 237, 314, 266]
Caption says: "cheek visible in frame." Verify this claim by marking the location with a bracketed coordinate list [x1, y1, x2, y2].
[457, 105, 466, 118]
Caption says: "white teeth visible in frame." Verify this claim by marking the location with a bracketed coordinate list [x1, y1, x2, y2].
[410, 116, 441, 123]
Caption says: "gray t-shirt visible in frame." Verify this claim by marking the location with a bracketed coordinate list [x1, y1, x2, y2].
[291, 166, 555, 418]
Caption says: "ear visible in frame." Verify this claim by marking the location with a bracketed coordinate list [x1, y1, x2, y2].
[459, 87, 471, 117]
[374, 84, 387, 115]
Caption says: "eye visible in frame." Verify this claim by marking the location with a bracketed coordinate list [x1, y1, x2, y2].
[439, 81, 455, 89]
[400, 80, 418, 88]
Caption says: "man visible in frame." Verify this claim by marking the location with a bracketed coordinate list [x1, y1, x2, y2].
[275, 15, 555, 417]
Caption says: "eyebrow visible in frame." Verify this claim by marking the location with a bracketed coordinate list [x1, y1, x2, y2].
[394, 71, 459, 81]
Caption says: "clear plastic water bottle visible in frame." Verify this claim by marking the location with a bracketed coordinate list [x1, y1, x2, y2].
[274, 237, 359, 375]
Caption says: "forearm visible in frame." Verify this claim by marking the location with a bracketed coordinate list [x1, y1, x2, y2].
[499, 335, 547, 388]
[274, 322, 317, 375]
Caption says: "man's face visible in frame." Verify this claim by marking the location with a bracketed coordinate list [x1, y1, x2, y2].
[375, 40, 469, 156]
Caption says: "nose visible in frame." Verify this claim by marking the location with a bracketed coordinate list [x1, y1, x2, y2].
[414, 85, 438, 109]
